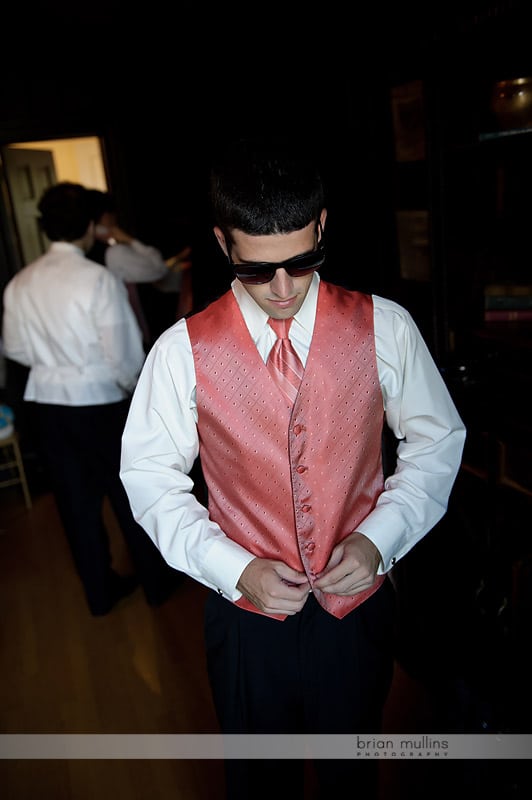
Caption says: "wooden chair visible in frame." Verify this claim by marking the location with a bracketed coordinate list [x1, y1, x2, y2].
[0, 430, 32, 509]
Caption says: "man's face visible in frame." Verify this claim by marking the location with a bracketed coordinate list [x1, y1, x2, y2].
[94, 211, 117, 242]
[214, 217, 324, 320]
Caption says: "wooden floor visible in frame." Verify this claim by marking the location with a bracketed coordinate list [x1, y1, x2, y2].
[1, 471, 529, 799]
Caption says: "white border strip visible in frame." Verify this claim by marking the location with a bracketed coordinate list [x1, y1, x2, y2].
[0, 735, 531, 759]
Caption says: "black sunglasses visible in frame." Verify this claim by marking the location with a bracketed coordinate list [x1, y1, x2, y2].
[227, 221, 325, 285]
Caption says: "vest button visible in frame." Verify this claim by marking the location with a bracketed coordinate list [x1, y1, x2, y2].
[305, 542, 315, 553]
[301, 504, 311, 513]
[293, 424, 303, 435]
[296, 465, 306, 474]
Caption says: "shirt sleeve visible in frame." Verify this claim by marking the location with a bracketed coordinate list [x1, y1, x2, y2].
[105, 240, 169, 283]
[1, 280, 31, 367]
[119, 320, 255, 599]
[94, 271, 145, 394]
[355, 296, 467, 573]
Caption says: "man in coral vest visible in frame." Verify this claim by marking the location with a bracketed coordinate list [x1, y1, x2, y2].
[120, 137, 466, 798]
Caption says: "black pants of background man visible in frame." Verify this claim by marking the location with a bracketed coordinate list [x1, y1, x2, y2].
[31, 399, 183, 615]
[205, 578, 397, 800]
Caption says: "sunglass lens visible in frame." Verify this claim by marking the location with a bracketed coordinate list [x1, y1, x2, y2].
[233, 241, 325, 284]
[234, 268, 274, 284]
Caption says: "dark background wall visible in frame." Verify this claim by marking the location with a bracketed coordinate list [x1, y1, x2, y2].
[1, 2, 531, 319]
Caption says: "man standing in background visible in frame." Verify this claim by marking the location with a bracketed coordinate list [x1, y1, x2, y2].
[87, 189, 193, 348]
[2, 182, 182, 615]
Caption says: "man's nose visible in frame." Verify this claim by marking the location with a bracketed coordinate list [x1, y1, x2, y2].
[270, 268, 294, 295]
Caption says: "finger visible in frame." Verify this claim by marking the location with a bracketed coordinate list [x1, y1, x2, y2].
[262, 596, 309, 616]
[314, 565, 348, 589]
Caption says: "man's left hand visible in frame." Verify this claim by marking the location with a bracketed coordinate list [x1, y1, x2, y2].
[313, 532, 382, 596]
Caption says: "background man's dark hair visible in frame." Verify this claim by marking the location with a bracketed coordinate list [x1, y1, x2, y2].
[86, 189, 117, 224]
[38, 182, 94, 242]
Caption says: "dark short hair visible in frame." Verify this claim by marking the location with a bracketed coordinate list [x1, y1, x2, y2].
[38, 182, 94, 241]
[209, 136, 325, 240]
[85, 189, 117, 223]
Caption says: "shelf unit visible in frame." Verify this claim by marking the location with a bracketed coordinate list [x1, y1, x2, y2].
[427, 75, 532, 497]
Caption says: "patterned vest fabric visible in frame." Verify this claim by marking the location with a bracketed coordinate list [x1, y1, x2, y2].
[186, 281, 386, 620]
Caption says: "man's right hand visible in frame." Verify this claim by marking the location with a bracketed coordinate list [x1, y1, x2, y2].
[236, 558, 310, 616]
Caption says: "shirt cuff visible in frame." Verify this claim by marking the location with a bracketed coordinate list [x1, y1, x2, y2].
[201, 536, 256, 601]
[355, 507, 408, 574]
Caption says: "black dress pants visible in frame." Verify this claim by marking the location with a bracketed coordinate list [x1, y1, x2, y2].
[205, 578, 396, 800]
[32, 400, 181, 614]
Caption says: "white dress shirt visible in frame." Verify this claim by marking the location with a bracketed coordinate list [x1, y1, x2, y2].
[2, 242, 145, 405]
[105, 239, 169, 283]
[120, 274, 466, 600]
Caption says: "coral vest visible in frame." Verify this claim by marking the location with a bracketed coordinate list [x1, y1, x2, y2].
[186, 280, 385, 620]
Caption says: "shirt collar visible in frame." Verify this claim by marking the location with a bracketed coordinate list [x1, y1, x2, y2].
[49, 241, 86, 258]
[232, 272, 320, 344]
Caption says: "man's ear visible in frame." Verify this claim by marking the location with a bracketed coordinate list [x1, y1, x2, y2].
[213, 226, 228, 257]
[319, 208, 327, 235]
[83, 220, 95, 243]
[75, 221, 95, 253]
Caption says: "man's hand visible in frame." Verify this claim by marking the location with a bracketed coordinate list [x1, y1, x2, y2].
[166, 245, 192, 273]
[313, 532, 381, 596]
[237, 558, 310, 616]
[108, 224, 133, 245]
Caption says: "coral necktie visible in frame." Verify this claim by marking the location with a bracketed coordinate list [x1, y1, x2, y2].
[267, 317, 304, 405]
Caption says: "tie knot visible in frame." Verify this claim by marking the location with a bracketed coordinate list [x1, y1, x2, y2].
[268, 317, 292, 340]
